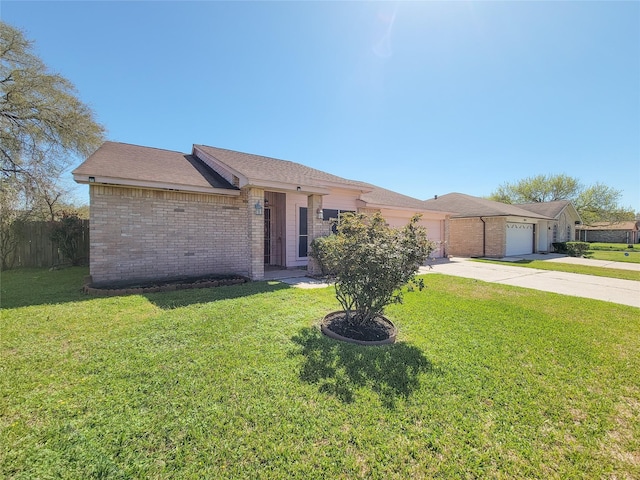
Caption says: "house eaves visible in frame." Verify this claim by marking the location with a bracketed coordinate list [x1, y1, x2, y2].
[72, 174, 241, 196]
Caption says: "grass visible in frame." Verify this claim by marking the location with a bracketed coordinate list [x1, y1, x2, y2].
[587, 250, 640, 264]
[583, 242, 640, 264]
[1, 267, 639, 479]
[587, 242, 640, 251]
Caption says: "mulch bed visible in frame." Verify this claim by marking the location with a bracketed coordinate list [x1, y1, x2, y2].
[83, 274, 248, 296]
[322, 311, 396, 343]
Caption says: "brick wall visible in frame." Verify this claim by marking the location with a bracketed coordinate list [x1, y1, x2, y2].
[89, 185, 250, 285]
[448, 217, 506, 258]
[578, 229, 637, 243]
[246, 187, 265, 280]
[306, 194, 325, 276]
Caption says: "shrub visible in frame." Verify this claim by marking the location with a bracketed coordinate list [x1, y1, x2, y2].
[49, 213, 85, 266]
[310, 212, 435, 326]
[566, 242, 590, 257]
[552, 242, 567, 254]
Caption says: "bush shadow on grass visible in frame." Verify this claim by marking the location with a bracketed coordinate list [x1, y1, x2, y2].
[291, 327, 435, 408]
[144, 280, 292, 309]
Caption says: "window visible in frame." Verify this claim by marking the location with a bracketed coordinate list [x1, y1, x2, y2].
[323, 209, 355, 234]
[298, 207, 308, 257]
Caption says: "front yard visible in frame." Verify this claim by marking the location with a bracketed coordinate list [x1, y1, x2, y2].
[1, 268, 639, 479]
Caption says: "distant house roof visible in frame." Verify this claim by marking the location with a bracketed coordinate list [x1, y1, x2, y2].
[576, 221, 639, 231]
[72, 142, 239, 195]
[422, 192, 552, 219]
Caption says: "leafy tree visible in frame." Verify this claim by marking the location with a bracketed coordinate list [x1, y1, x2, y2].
[489, 174, 634, 224]
[0, 21, 103, 265]
[490, 174, 580, 204]
[0, 180, 27, 270]
[310, 212, 435, 327]
[1, 21, 104, 187]
[574, 183, 634, 225]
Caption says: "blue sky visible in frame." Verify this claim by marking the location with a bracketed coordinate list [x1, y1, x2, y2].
[3, 1, 639, 211]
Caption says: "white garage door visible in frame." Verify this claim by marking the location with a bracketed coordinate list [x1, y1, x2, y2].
[506, 223, 534, 256]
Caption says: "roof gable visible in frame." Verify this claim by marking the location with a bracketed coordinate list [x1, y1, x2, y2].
[194, 145, 366, 192]
[73, 142, 238, 194]
[515, 200, 568, 217]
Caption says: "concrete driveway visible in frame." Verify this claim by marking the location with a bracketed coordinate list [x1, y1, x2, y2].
[418, 256, 640, 308]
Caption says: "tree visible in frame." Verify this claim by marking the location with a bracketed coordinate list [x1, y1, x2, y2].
[310, 212, 435, 327]
[0, 21, 103, 267]
[0, 179, 28, 270]
[49, 212, 85, 266]
[490, 174, 581, 204]
[489, 174, 634, 224]
[1, 21, 104, 188]
[574, 183, 634, 226]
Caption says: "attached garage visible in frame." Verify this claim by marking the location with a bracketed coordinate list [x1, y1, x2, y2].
[506, 222, 534, 256]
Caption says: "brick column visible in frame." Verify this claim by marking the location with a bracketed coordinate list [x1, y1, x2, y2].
[247, 187, 265, 280]
[306, 194, 325, 276]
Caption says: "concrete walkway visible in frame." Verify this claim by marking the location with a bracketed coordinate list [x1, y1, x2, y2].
[418, 256, 640, 308]
[264, 255, 640, 307]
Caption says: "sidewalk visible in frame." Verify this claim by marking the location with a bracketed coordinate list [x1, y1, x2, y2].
[419, 257, 640, 308]
[492, 253, 640, 272]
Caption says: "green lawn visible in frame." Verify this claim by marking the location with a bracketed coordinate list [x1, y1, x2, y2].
[584, 242, 640, 264]
[1, 268, 639, 479]
[587, 242, 640, 251]
[587, 250, 640, 264]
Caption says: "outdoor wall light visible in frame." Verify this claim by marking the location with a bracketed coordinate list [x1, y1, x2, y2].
[254, 200, 263, 215]
[316, 207, 323, 220]
[88, 176, 95, 183]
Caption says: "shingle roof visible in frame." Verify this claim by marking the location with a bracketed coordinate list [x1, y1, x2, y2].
[75, 141, 443, 213]
[194, 145, 366, 191]
[515, 200, 571, 218]
[422, 192, 552, 219]
[73, 142, 237, 191]
[195, 144, 436, 211]
[358, 182, 433, 210]
[577, 221, 639, 230]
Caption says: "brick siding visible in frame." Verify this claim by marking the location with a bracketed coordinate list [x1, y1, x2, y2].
[447, 217, 506, 257]
[89, 185, 250, 285]
[577, 229, 638, 244]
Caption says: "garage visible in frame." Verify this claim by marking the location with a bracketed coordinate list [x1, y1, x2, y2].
[506, 222, 534, 256]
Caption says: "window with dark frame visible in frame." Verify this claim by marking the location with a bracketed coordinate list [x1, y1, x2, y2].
[298, 207, 308, 257]
[323, 209, 355, 234]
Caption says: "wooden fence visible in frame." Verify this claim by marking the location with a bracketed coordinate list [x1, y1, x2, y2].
[12, 220, 90, 268]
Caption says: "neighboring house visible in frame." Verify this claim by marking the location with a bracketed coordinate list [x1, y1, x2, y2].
[513, 201, 582, 252]
[422, 193, 581, 257]
[73, 142, 447, 285]
[575, 221, 640, 244]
